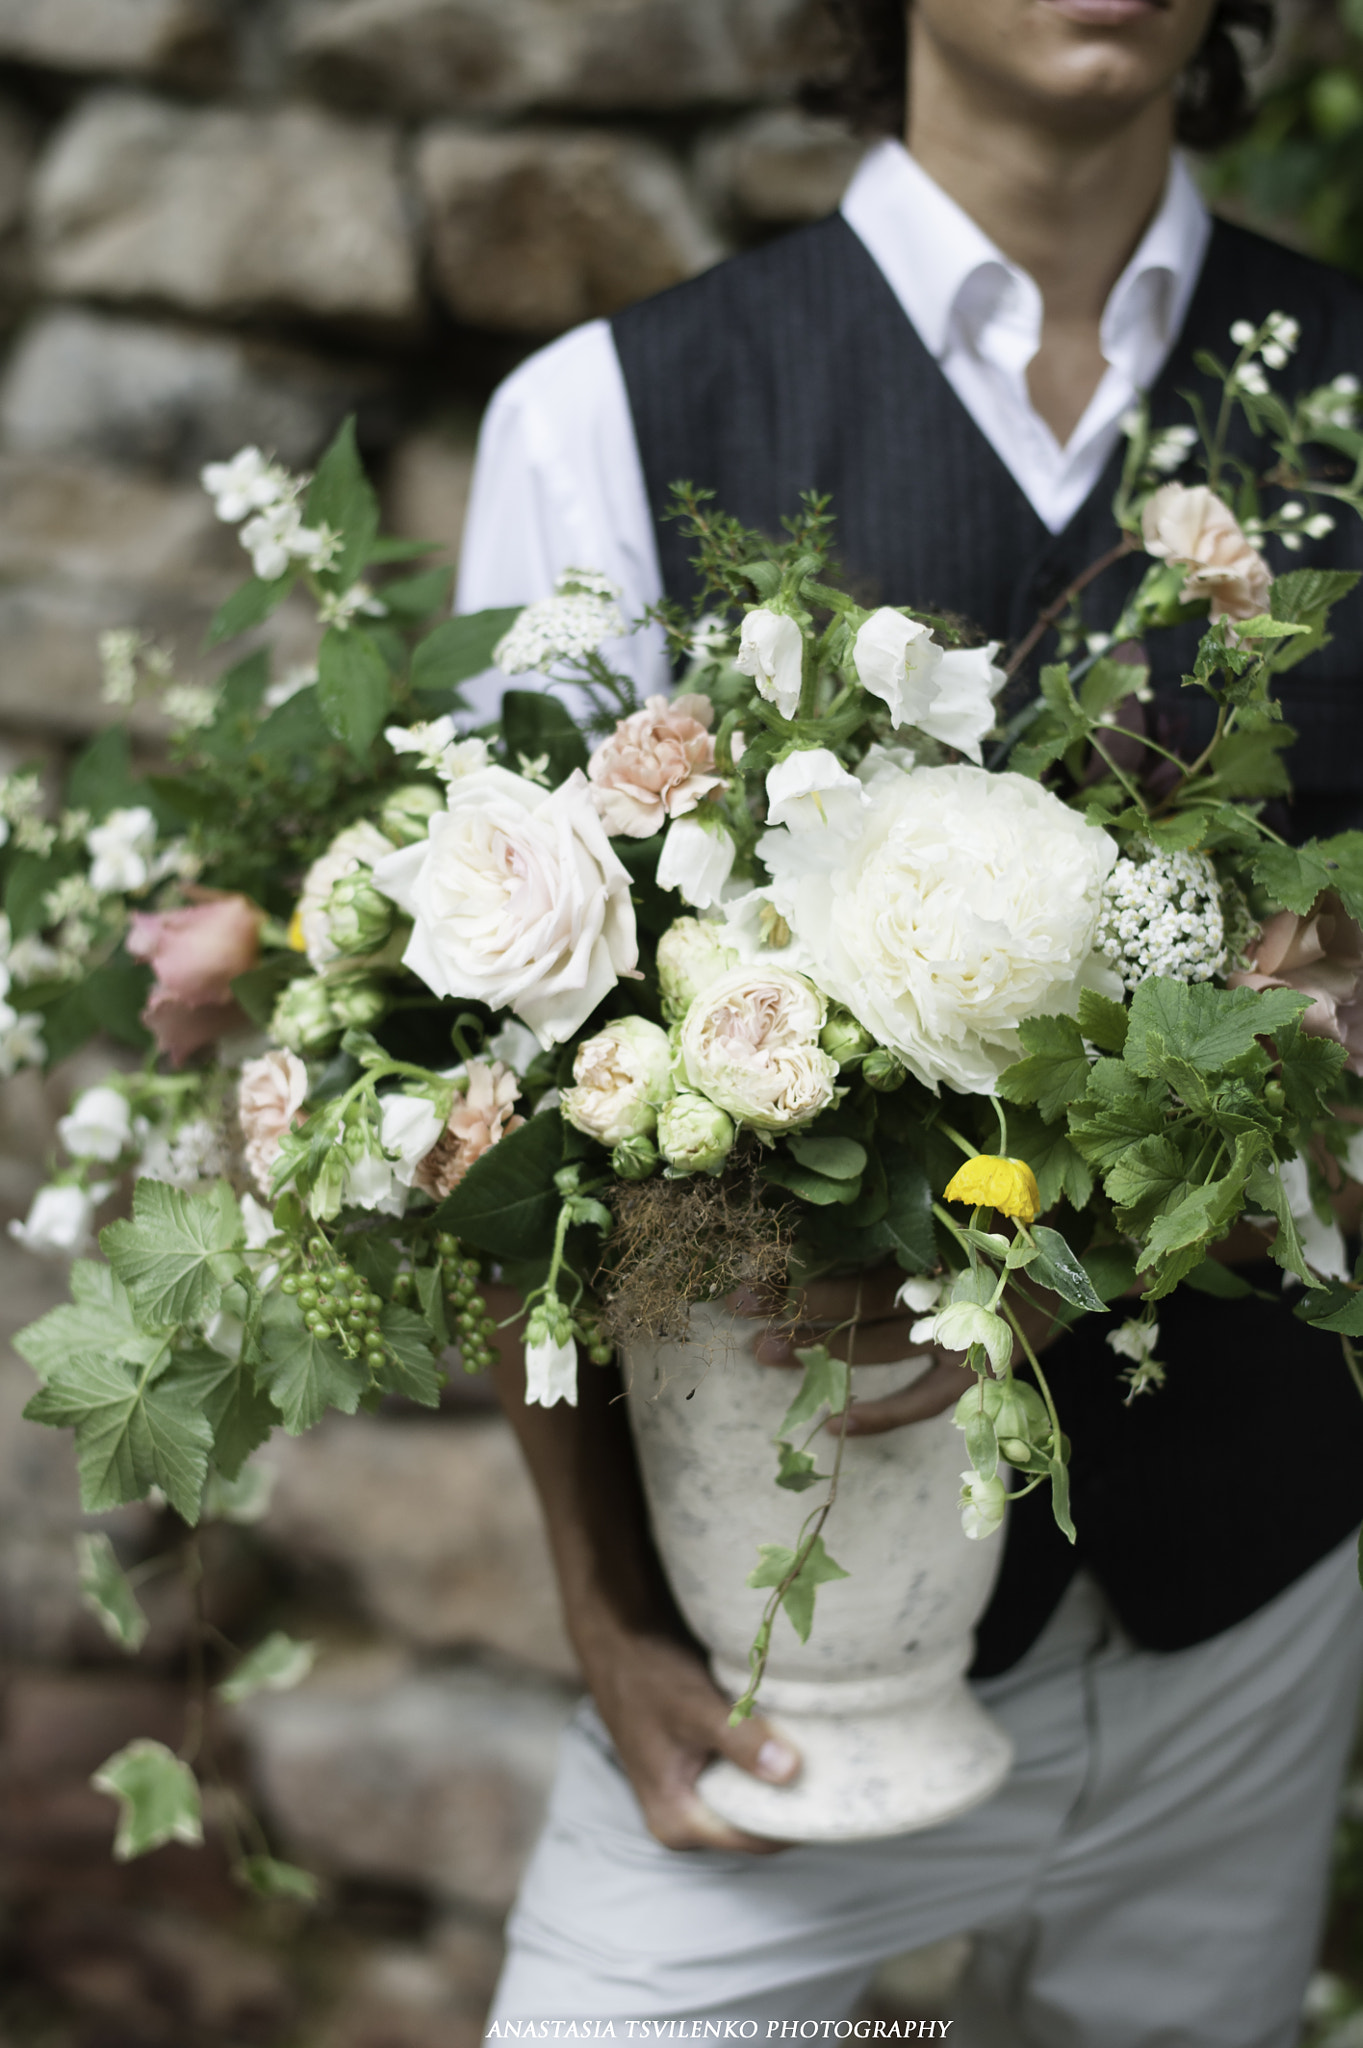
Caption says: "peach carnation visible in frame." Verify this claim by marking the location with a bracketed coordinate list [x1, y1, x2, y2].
[413, 1059, 525, 1200]
[1228, 892, 1363, 1074]
[238, 1048, 308, 1194]
[1141, 482, 1272, 624]
[587, 693, 721, 838]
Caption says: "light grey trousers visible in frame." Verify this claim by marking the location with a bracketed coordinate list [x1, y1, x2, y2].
[488, 1533, 1363, 2047]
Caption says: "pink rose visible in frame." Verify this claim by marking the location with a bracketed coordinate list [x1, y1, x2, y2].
[238, 1049, 309, 1195]
[1228, 892, 1363, 1074]
[128, 892, 263, 1065]
[1141, 482, 1272, 624]
[413, 1059, 525, 1200]
[587, 694, 721, 838]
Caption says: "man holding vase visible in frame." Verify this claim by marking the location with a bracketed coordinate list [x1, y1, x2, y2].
[459, 0, 1363, 2038]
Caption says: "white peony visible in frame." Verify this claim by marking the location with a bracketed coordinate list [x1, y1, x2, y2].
[853, 611, 1005, 764]
[678, 964, 837, 1132]
[765, 749, 868, 834]
[296, 820, 397, 972]
[561, 1017, 674, 1146]
[655, 813, 736, 910]
[58, 1086, 132, 1163]
[736, 609, 804, 720]
[87, 806, 157, 894]
[372, 765, 637, 1050]
[754, 761, 1118, 1095]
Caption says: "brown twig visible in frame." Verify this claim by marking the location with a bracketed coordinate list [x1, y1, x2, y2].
[1003, 533, 1139, 681]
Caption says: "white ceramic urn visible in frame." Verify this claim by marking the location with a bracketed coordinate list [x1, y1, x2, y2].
[623, 1302, 1013, 1843]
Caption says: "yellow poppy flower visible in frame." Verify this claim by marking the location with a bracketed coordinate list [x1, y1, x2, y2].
[286, 907, 307, 953]
[944, 1155, 1041, 1223]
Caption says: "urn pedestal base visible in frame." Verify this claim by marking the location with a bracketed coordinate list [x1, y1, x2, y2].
[624, 1306, 1014, 1845]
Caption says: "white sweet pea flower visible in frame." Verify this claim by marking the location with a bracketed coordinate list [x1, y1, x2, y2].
[379, 1092, 445, 1188]
[57, 1085, 132, 1163]
[656, 813, 736, 909]
[9, 1183, 100, 1257]
[86, 806, 157, 894]
[959, 1469, 1007, 1540]
[895, 1274, 943, 1314]
[765, 749, 868, 834]
[922, 646, 1007, 762]
[736, 609, 804, 720]
[525, 1328, 579, 1407]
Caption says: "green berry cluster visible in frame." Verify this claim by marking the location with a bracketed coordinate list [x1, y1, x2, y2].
[575, 1304, 614, 1368]
[436, 1232, 498, 1375]
[281, 1236, 388, 1374]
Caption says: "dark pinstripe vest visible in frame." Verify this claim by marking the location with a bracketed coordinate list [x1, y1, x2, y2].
[613, 213, 1363, 1672]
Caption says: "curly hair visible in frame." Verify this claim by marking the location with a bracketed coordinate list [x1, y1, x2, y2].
[810, 0, 1274, 150]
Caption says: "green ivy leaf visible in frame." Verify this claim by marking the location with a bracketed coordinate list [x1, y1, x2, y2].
[216, 1630, 317, 1705]
[102, 1180, 243, 1331]
[747, 1534, 850, 1643]
[254, 1294, 368, 1435]
[410, 610, 521, 693]
[92, 1741, 203, 1861]
[239, 1856, 320, 1902]
[76, 1531, 149, 1652]
[25, 1351, 213, 1523]
[316, 625, 390, 760]
[774, 1440, 822, 1491]
[996, 1015, 1090, 1123]
[375, 1302, 444, 1408]
[776, 1345, 850, 1437]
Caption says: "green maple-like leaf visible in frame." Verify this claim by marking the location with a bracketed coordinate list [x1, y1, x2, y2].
[170, 1344, 280, 1480]
[92, 1740, 203, 1861]
[14, 1261, 163, 1384]
[102, 1180, 243, 1330]
[25, 1350, 213, 1522]
[747, 1534, 850, 1643]
[1067, 1063, 1169, 1172]
[374, 1302, 444, 1408]
[1123, 978, 1311, 1084]
[253, 1293, 368, 1435]
[996, 1015, 1091, 1123]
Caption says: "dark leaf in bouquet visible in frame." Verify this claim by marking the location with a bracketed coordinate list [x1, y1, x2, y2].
[1142, 810, 1215, 853]
[410, 610, 520, 693]
[254, 1292, 368, 1435]
[1079, 1242, 1139, 1302]
[170, 1344, 279, 1480]
[1077, 987, 1128, 1055]
[777, 1346, 850, 1436]
[1124, 977, 1310, 1082]
[414, 1260, 448, 1345]
[1183, 1258, 1262, 1300]
[1104, 1132, 1194, 1228]
[4, 847, 66, 938]
[1317, 834, 1363, 928]
[252, 682, 330, 757]
[1202, 724, 1294, 799]
[25, 1350, 213, 1523]
[31, 955, 154, 1067]
[761, 1155, 862, 1205]
[103, 1180, 242, 1330]
[375, 1302, 444, 1408]
[206, 572, 295, 649]
[1079, 656, 1148, 723]
[872, 1147, 935, 1270]
[748, 1534, 849, 1642]
[775, 1440, 823, 1491]
[787, 1135, 866, 1181]
[1300, 1282, 1363, 1337]
[1066, 1061, 1167, 1170]
[1249, 840, 1335, 916]
[305, 416, 379, 589]
[345, 1233, 401, 1300]
[14, 1263, 161, 1384]
[317, 626, 390, 760]
[1003, 1108, 1093, 1212]
[1266, 567, 1360, 672]
[1048, 1454, 1076, 1543]
[1135, 1133, 1266, 1276]
[379, 566, 454, 619]
[431, 1109, 565, 1259]
[67, 727, 153, 822]
[1275, 1020, 1348, 1120]
[996, 1014, 1090, 1123]
[1028, 1226, 1106, 1312]
[501, 690, 590, 786]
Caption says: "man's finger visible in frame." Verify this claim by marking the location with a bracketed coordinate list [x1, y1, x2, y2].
[832, 1358, 976, 1436]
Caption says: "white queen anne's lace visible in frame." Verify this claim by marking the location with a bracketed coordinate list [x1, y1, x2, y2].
[1096, 848, 1227, 993]
[494, 570, 625, 674]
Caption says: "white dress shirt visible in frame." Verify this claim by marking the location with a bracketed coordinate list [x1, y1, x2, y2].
[455, 140, 1210, 720]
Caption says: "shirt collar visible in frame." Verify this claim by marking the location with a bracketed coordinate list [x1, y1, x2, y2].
[840, 138, 1209, 376]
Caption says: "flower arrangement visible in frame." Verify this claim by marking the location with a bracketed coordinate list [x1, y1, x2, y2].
[10, 311, 1363, 1868]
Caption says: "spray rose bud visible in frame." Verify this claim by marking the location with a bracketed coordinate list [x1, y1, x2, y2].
[326, 871, 395, 956]
[329, 977, 388, 1032]
[819, 1007, 874, 1065]
[561, 1016, 674, 1146]
[612, 1134, 660, 1181]
[380, 782, 444, 847]
[656, 917, 739, 1024]
[657, 1092, 736, 1176]
[862, 1048, 908, 1092]
[271, 976, 338, 1054]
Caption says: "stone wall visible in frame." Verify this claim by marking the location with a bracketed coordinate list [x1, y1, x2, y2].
[0, 8, 938, 2045]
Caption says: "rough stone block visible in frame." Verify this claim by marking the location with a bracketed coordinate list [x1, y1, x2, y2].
[239, 1657, 575, 1912]
[0, 309, 384, 478]
[383, 424, 478, 567]
[0, 0, 235, 87]
[261, 1414, 578, 1678]
[697, 106, 866, 227]
[291, 0, 841, 119]
[417, 123, 722, 334]
[31, 93, 420, 326]
[0, 96, 35, 239]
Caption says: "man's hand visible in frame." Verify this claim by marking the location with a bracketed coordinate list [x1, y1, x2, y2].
[575, 1612, 800, 1853]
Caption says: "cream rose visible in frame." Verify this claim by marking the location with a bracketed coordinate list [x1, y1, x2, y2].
[678, 964, 837, 1132]
[752, 761, 1118, 1094]
[1141, 482, 1272, 623]
[561, 1017, 674, 1146]
[587, 695, 721, 838]
[372, 766, 637, 1049]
